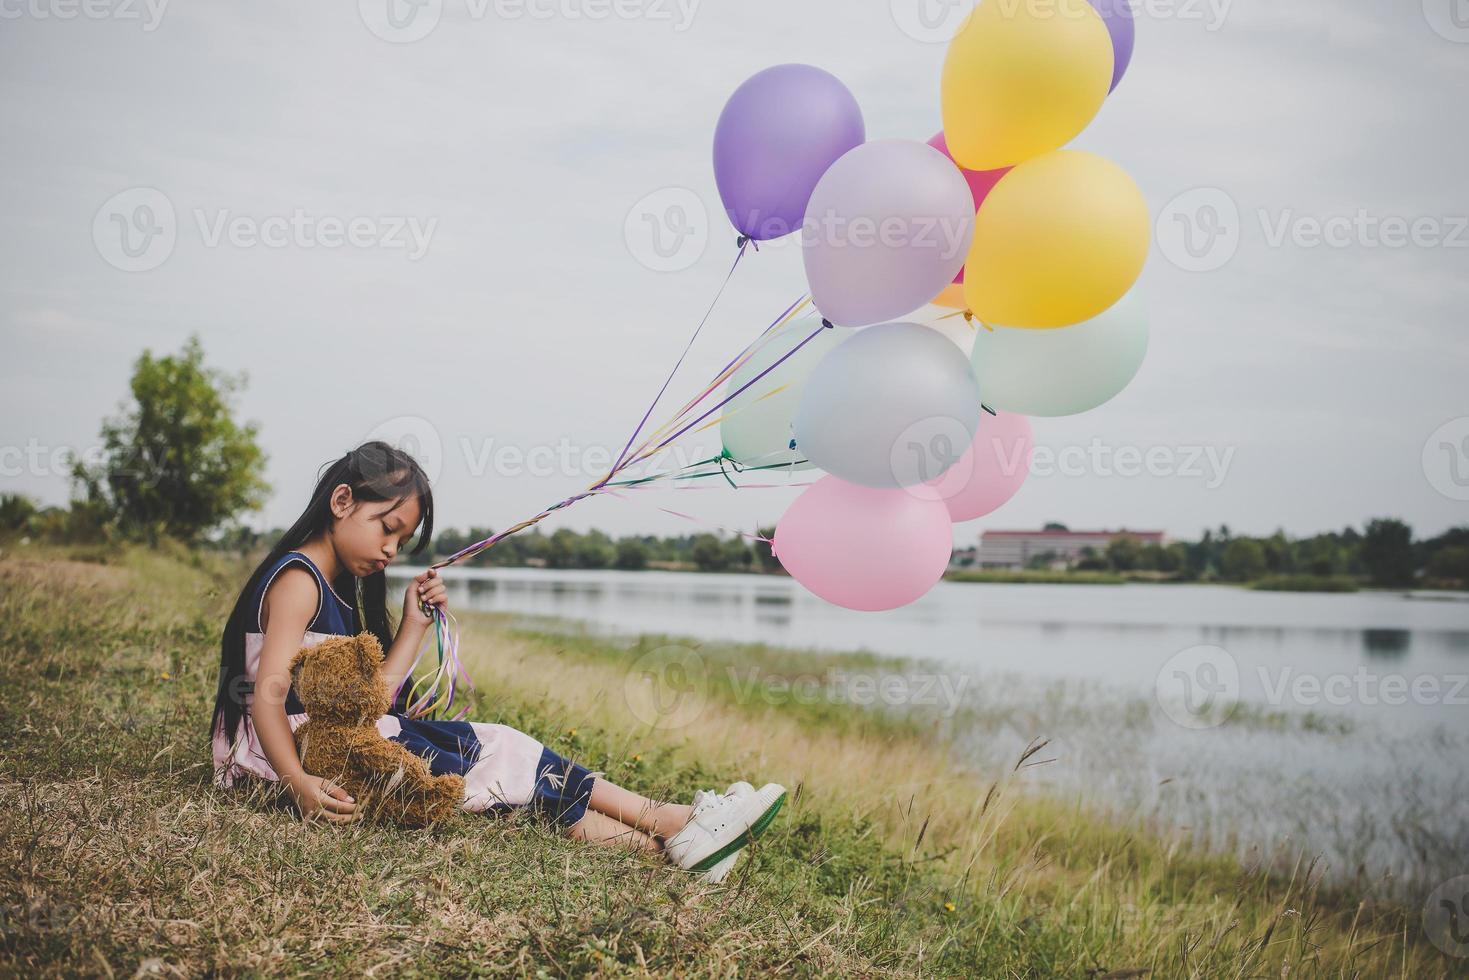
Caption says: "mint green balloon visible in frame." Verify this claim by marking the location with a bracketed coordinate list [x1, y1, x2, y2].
[721, 315, 847, 470]
[970, 288, 1148, 417]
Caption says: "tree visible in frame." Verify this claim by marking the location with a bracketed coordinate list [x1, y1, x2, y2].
[1360, 518, 1415, 587]
[545, 528, 577, 569]
[0, 493, 37, 532]
[615, 537, 648, 571]
[722, 537, 752, 570]
[1426, 546, 1469, 585]
[571, 530, 614, 569]
[690, 534, 728, 572]
[1220, 538, 1266, 582]
[69, 334, 268, 544]
[1105, 534, 1143, 572]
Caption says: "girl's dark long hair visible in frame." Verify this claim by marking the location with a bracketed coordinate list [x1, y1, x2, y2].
[210, 441, 435, 748]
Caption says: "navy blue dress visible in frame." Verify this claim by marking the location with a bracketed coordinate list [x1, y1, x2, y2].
[211, 550, 596, 828]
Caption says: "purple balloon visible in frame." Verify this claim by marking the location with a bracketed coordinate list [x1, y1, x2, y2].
[1088, 0, 1136, 92]
[713, 64, 865, 242]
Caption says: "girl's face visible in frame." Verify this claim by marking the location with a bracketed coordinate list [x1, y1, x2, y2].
[328, 485, 423, 578]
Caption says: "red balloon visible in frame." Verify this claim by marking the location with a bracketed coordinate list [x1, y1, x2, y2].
[927, 132, 1011, 285]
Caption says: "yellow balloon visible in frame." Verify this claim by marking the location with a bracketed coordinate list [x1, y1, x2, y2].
[941, 0, 1114, 171]
[963, 150, 1149, 329]
[931, 282, 968, 310]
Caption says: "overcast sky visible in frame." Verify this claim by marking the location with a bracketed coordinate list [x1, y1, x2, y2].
[2, 0, 1466, 547]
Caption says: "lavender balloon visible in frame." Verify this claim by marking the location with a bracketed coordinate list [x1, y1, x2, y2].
[1088, 0, 1136, 92]
[713, 64, 865, 242]
[802, 140, 974, 328]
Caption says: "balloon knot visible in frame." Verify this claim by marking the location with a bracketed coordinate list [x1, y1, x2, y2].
[821, 318, 834, 329]
[788, 438, 797, 450]
[982, 403, 997, 417]
[736, 235, 750, 249]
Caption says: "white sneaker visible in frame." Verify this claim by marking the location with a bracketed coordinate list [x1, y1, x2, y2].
[696, 782, 757, 883]
[664, 782, 786, 876]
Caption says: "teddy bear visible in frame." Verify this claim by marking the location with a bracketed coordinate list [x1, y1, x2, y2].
[288, 631, 465, 828]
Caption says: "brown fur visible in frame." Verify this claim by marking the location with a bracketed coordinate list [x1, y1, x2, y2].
[288, 632, 465, 828]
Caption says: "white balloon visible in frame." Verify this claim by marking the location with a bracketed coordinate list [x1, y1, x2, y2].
[795, 322, 983, 488]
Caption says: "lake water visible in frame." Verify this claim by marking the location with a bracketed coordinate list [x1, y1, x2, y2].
[395, 566, 1469, 897]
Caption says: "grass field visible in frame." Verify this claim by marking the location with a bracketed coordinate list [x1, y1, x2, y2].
[0, 541, 1453, 977]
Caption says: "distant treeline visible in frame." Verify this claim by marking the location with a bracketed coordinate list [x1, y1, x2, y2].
[1011, 520, 1468, 590]
[3, 491, 1465, 589]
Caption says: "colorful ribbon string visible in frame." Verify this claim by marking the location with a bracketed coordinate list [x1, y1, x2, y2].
[399, 244, 829, 720]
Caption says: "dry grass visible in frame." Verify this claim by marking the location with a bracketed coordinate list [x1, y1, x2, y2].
[0, 540, 1454, 977]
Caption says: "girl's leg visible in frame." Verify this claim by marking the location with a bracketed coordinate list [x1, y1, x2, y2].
[584, 776, 693, 840]
[566, 809, 660, 851]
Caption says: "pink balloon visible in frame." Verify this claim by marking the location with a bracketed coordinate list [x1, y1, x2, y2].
[927, 131, 1010, 285]
[774, 476, 953, 611]
[921, 411, 1033, 522]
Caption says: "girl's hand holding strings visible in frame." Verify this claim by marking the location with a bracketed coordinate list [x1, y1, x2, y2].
[402, 567, 447, 629]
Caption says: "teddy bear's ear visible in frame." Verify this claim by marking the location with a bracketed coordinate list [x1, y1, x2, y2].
[354, 631, 384, 676]
[288, 645, 311, 681]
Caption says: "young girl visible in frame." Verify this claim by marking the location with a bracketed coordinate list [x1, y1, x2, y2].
[210, 441, 785, 882]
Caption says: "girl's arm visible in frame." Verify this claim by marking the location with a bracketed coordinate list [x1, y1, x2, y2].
[253, 567, 359, 823]
[378, 568, 447, 701]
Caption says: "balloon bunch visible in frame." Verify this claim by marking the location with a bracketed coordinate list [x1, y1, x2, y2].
[405, 1, 1151, 715]
[722, 2, 1149, 611]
